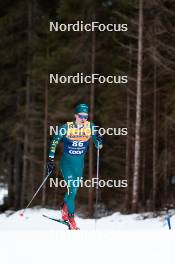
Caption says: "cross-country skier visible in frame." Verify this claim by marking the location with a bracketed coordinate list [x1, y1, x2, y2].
[47, 103, 103, 230]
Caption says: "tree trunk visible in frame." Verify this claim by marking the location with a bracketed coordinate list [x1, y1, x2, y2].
[125, 42, 132, 212]
[7, 151, 14, 208]
[132, 0, 143, 212]
[42, 73, 48, 206]
[14, 138, 22, 209]
[164, 100, 168, 206]
[20, 0, 33, 208]
[152, 28, 157, 210]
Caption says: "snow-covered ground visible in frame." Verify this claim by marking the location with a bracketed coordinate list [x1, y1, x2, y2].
[0, 208, 174, 264]
[0, 208, 169, 230]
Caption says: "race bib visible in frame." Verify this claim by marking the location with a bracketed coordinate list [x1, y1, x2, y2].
[63, 122, 91, 156]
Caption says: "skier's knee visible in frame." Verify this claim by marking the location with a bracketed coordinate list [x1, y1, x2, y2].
[69, 188, 77, 199]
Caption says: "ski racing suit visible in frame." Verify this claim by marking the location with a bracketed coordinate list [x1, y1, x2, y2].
[49, 121, 102, 214]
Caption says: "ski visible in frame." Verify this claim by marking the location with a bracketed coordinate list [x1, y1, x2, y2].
[42, 214, 70, 229]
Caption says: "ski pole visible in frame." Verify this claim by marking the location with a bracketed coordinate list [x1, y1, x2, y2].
[167, 216, 171, 230]
[95, 143, 100, 219]
[20, 168, 52, 216]
[166, 214, 173, 230]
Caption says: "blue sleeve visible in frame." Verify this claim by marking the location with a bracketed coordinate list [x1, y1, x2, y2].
[49, 123, 68, 159]
[90, 123, 103, 149]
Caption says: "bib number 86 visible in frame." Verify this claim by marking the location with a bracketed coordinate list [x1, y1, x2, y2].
[72, 141, 84, 147]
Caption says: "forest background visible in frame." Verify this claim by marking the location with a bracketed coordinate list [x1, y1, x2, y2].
[0, 0, 175, 217]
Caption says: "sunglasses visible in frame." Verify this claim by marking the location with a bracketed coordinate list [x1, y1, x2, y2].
[78, 114, 88, 119]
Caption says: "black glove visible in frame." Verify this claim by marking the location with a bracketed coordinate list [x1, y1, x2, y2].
[47, 158, 55, 175]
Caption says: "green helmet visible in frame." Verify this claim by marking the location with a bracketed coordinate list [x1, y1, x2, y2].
[75, 103, 89, 114]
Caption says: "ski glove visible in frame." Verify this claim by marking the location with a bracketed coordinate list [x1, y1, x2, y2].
[47, 158, 55, 175]
[96, 134, 103, 149]
[97, 143, 103, 149]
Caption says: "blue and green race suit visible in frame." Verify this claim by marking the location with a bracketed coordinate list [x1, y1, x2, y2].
[49, 121, 102, 214]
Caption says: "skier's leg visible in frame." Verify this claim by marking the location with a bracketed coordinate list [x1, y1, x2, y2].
[63, 165, 80, 214]
[60, 156, 83, 215]
[64, 183, 80, 230]
[64, 186, 78, 214]
[60, 157, 84, 229]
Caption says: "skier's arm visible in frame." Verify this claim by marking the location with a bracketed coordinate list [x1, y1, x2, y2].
[90, 123, 103, 149]
[49, 123, 68, 159]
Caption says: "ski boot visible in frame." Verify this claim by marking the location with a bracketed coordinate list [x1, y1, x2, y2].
[68, 213, 80, 230]
[60, 203, 69, 221]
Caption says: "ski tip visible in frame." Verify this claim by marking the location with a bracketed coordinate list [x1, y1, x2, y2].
[42, 214, 47, 218]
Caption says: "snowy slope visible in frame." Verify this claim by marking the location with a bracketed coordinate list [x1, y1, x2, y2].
[0, 208, 174, 264]
[0, 208, 168, 230]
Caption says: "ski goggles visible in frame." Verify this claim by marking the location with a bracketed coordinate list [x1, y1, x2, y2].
[78, 114, 88, 120]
